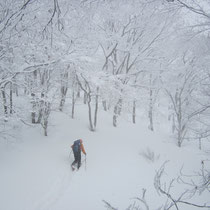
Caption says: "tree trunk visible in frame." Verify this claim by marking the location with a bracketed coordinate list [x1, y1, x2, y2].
[77, 85, 80, 98]
[2, 87, 8, 121]
[42, 102, 51, 136]
[59, 88, 65, 111]
[94, 87, 99, 129]
[102, 100, 107, 111]
[59, 86, 68, 111]
[117, 98, 123, 116]
[177, 94, 183, 147]
[177, 113, 182, 147]
[13, 79, 19, 97]
[44, 121, 48, 136]
[113, 104, 118, 127]
[178, 132, 182, 147]
[84, 92, 87, 104]
[87, 95, 94, 131]
[59, 70, 69, 111]
[2, 88, 7, 115]
[15, 85, 18, 96]
[31, 93, 36, 124]
[24, 75, 30, 95]
[72, 90, 75, 119]
[172, 114, 175, 133]
[37, 93, 44, 124]
[9, 83, 13, 114]
[148, 104, 154, 131]
[37, 109, 43, 124]
[113, 99, 123, 127]
[148, 75, 154, 131]
[149, 110, 154, 131]
[199, 137, 202, 150]
[132, 100, 136, 124]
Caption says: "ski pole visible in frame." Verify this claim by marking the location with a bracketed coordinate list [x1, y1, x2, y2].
[69, 150, 72, 159]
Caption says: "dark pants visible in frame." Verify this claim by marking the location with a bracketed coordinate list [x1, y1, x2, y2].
[71, 149, 81, 169]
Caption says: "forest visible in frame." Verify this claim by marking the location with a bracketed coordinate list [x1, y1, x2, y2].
[0, 1, 210, 210]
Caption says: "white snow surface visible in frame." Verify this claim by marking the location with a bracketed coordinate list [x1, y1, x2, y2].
[0, 105, 209, 210]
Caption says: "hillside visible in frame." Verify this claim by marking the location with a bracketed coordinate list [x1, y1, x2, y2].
[0, 105, 209, 210]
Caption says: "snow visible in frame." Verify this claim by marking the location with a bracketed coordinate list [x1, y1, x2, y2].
[0, 104, 209, 210]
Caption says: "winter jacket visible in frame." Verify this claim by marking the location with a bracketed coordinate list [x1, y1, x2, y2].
[71, 140, 86, 155]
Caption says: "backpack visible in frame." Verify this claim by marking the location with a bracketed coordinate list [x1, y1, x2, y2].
[73, 139, 81, 153]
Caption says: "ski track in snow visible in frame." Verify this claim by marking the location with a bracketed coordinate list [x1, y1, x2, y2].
[30, 141, 78, 210]
[33, 168, 72, 210]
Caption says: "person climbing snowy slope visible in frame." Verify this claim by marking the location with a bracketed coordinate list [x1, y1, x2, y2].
[71, 139, 86, 170]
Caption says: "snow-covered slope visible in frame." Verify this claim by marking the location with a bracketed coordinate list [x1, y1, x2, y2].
[0, 105, 209, 210]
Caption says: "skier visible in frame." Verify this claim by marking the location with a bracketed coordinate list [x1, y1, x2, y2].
[71, 139, 86, 170]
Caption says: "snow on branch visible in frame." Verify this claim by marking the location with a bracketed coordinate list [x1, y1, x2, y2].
[0, 0, 34, 34]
